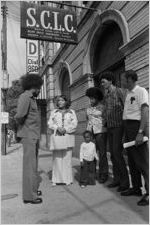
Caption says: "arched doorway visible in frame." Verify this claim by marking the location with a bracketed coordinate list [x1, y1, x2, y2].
[91, 21, 125, 87]
[59, 67, 70, 100]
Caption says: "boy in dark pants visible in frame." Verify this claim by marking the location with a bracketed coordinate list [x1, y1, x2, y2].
[80, 131, 99, 188]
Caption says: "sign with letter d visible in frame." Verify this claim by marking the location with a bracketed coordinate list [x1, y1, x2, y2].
[27, 40, 39, 74]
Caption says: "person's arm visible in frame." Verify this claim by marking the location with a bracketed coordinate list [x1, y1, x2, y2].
[65, 110, 78, 134]
[80, 144, 84, 166]
[136, 104, 149, 145]
[86, 108, 93, 131]
[135, 88, 149, 145]
[48, 110, 59, 134]
[15, 94, 30, 125]
[93, 144, 99, 161]
[117, 88, 125, 108]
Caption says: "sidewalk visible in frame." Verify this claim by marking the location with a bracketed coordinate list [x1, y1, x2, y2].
[1, 144, 149, 224]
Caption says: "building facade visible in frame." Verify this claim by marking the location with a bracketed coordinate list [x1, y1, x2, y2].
[40, 1, 149, 157]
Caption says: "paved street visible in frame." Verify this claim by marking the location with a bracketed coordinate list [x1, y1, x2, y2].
[1, 144, 149, 224]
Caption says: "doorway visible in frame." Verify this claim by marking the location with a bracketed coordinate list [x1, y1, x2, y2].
[91, 21, 125, 87]
[60, 68, 70, 100]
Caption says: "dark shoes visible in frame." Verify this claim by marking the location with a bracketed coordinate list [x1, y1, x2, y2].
[99, 176, 108, 184]
[137, 194, 149, 206]
[117, 186, 129, 192]
[37, 190, 42, 196]
[23, 197, 43, 204]
[121, 188, 142, 196]
[107, 181, 120, 188]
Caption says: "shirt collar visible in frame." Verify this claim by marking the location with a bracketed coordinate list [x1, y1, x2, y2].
[128, 85, 139, 93]
[107, 85, 116, 95]
[25, 90, 34, 98]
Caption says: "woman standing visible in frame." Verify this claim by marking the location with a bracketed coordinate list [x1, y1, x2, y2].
[48, 95, 78, 186]
[85, 87, 108, 183]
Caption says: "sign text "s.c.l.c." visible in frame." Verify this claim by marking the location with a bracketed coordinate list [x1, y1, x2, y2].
[21, 2, 78, 44]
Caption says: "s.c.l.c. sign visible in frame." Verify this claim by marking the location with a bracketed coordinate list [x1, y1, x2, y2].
[20, 2, 78, 44]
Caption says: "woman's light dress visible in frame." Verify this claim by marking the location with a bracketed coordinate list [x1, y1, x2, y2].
[48, 109, 78, 185]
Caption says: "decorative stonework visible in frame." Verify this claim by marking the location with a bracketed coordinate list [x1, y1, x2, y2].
[70, 73, 94, 90]
[57, 60, 72, 85]
[83, 9, 130, 74]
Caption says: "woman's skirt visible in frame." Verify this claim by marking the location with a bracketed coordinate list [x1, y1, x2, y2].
[52, 148, 73, 185]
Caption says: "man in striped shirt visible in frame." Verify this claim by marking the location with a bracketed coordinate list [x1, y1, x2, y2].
[100, 71, 129, 192]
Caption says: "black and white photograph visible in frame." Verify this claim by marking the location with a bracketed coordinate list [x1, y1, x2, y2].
[0, 0, 149, 224]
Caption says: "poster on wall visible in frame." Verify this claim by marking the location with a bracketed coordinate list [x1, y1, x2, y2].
[21, 1, 78, 44]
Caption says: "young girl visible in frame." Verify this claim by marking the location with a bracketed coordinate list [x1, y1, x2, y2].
[48, 95, 78, 186]
[80, 130, 98, 188]
[85, 87, 108, 183]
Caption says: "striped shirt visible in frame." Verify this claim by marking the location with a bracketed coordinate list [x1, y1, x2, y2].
[104, 86, 125, 128]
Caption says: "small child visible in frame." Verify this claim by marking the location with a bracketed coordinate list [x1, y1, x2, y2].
[80, 130, 99, 188]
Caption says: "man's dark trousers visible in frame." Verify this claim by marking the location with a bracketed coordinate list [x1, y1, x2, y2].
[21, 138, 40, 201]
[107, 126, 129, 188]
[124, 120, 149, 194]
[95, 133, 108, 178]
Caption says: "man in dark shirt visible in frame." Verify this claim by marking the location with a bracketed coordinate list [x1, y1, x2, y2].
[15, 74, 43, 204]
[100, 71, 129, 192]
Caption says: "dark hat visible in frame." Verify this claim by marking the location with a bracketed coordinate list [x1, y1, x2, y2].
[85, 87, 103, 101]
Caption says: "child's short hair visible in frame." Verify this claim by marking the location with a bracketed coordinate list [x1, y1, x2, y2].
[83, 130, 93, 138]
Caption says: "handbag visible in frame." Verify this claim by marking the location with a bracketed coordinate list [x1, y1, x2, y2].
[50, 134, 68, 150]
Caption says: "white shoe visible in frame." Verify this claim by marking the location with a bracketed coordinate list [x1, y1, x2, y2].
[81, 185, 86, 188]
[52, 183, 56, 186]
[66, 182, 73, 186]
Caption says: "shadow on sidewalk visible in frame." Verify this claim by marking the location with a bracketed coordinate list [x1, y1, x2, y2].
[45, 163, 149, 224]
[6, 144, 22, 155]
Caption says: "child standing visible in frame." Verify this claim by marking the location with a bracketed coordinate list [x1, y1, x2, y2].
[80, 130, 98, 188]
[85, 87, 108, 183]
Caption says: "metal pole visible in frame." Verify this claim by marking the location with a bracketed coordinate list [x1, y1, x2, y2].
[48, 1, 99, 12]
[1, 2, 8, 155]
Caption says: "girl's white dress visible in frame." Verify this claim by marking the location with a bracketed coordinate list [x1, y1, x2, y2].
[48, 109, 78, 184]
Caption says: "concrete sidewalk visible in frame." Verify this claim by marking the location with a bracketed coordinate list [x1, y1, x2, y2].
[1, 144, 149, 224]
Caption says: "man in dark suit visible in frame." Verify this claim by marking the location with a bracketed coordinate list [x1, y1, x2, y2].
[15, 74, 43, 204]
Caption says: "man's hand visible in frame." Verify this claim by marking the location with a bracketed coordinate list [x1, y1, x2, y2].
[135, 133, 144, 146]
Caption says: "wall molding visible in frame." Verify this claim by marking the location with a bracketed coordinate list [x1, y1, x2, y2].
[70, 73, 94, 89]
[119, 27, 149, 56]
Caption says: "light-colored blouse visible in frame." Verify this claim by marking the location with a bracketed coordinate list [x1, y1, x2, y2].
[86, 103, 107, 134]
[48, 109, 78, 150]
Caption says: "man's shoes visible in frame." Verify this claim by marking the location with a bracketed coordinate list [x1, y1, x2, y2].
[23, 198, 43, 204]
[137, 194, 149, 206]
[121, 188, 142, 196]
[117, 186, 129, 192]
[37, 190, 42, 196]
[107, 181, 120, 188]
[99, 176, 108, 184]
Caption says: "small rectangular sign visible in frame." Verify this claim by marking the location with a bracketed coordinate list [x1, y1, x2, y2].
[21, 2, 78, 44]
[27, 40, 39, 74]
[0, 112, 9, 124]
